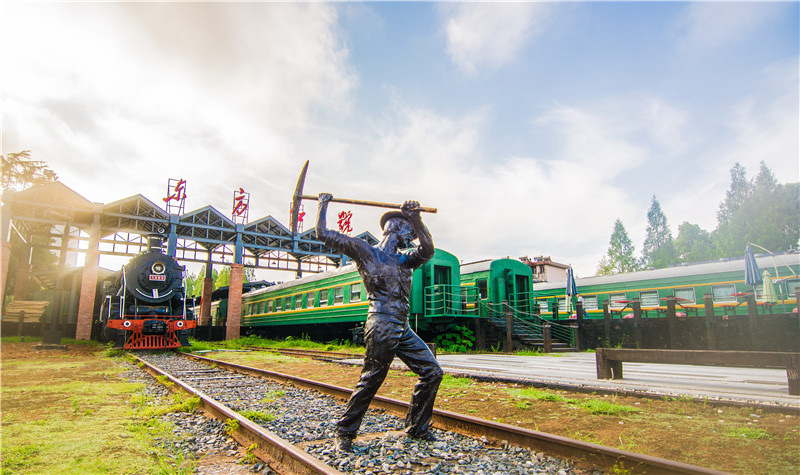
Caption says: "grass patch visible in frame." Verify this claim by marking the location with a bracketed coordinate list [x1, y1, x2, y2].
[439, 374, 472, 390]
[573, 398, 640, 415]
[181, 335, 364, 354]
[239, 409, 276, 422]
[144, 393, 201, 417]
[725, 427, 771, 440]
[260, 390, 286, 403]
[506, 387, 639, 415]
[2, 443, 43, 472]
[513, 349, 565, 357]
[507, 387, 568, 403]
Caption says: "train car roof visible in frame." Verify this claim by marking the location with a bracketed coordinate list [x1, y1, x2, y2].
[460, 258, 532, 275]
[534, 252, 800, 291]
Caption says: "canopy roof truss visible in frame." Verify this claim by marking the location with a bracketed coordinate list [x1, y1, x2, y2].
[2, 182, 378, 280]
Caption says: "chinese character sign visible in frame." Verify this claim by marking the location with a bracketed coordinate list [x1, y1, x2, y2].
[232, 188, 250, 224]
[337, 210, 353, 235]
[163, 178, 187, 214]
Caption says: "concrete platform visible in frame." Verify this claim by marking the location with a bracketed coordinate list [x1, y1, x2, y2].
[349, 352, 800, 409]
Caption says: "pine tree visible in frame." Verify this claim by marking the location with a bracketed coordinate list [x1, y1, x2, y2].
[596, 219, 638, 275]
[716, 162, 751, 227]
[641, 196, 676, 269]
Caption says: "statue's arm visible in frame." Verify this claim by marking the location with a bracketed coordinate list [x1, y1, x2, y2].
[316, 193, 371, 260]
[403, 200, 434, 264]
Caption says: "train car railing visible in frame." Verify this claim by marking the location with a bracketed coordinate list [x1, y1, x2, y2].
[424, 285, 476, 317]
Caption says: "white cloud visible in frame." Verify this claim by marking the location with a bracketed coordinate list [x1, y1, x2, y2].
[440, 2, 552, 75]
[676, 3, 787, 51]
[1, 2, 353, 211]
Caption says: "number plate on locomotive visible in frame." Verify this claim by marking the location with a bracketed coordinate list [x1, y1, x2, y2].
[149, 275, 166, 281]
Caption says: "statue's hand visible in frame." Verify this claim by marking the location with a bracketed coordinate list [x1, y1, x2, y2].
[318, 192, 333, 204]
[402, 200, 421, 218]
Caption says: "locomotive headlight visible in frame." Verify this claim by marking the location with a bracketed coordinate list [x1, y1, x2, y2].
[123, 321, 132, 328]
[152, 262, 166, 274]
[176, 321, 184, 328]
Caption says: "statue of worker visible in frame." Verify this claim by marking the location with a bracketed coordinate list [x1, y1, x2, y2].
[316, 193, 443, 453]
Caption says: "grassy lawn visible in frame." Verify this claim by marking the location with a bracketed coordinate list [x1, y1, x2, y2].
[1, 339, 193, 474]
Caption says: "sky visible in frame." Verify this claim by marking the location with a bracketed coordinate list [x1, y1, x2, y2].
[2, 1, 798, 279]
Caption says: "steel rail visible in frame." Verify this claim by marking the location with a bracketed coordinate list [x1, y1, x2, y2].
[243, 346, 363, 360]
[131, 354, 341, 475]
[183, 352, 729, 474]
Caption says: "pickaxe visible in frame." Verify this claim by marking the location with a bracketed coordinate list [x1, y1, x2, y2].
[290, 160, 437, 234]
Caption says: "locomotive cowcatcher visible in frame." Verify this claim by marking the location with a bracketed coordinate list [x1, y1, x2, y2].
[99, 234, 196, 349]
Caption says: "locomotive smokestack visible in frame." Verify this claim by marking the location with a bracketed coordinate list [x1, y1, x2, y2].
[147, 234, 164, 252]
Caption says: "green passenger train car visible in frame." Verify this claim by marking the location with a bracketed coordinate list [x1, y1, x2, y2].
[239, 249, 469, 339]
[460, 258, 534, 318]
[532, 252, 800, 319]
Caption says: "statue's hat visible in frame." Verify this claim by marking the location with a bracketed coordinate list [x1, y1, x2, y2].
[380, 211, 408, 230]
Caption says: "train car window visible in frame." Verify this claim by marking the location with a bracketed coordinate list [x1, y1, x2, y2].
[557, 298, 567, 313]
[267, 300, 273, 313]
[285, 298, 293, 311]
[320, 290, 328, 306]
[583, 296, 598, 310]
[307, 292, 315, 308]
[674, 288, 696, 304]
[295, 295, 303, 310]
[334, 287, 344, 305]
[275, 298, 283, 311]
[609, 293, 627, 309]
[785, 279, 800, 297]
[711, 284, 737, 303]
[477, 280, 488, 299]
[640, 291, 660, 307]
[350, 285, 361, 303]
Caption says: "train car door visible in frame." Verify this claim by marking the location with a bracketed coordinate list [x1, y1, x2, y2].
[515, 274, 530, 313]
[433, 265, 451, 315]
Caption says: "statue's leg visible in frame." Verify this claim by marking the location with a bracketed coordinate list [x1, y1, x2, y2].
[396, 327, 443, 437]
[336, 314, 402, 437]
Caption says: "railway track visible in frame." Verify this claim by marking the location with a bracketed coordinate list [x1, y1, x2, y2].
[133, 351, 729, 474]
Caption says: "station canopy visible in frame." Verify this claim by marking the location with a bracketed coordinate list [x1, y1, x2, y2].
[2, 181, 378, 287]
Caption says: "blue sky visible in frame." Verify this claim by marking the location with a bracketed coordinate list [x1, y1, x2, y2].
[2, 1, 798, 279]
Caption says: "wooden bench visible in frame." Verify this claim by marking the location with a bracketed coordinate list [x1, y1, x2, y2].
[596, 348, 800, 396]
[4, 301, 50, 338]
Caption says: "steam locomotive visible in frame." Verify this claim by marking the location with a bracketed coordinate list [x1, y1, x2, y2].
[99, 234, 196, 349]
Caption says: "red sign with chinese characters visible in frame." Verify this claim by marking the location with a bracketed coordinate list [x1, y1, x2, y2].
[163, 178, 187, 214]
[337, 210, 353, 234]
[232, 188, 250, 224]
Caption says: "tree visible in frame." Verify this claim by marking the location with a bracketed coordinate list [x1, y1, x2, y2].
[1, 150, 58, 191]
[674, 222, 714, 263]
[712, 162, 799, 257]
[640, 196, 676, 269]
[596, 219, 638, 275]
[716, 162, 751, 227]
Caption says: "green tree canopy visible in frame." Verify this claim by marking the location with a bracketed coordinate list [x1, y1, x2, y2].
[712, 161, 799, 257]
[674, 222, 714, 263]
[596, 219, 638, 275]
[640, 196, 676, 269]
[1, 150, 58, 191]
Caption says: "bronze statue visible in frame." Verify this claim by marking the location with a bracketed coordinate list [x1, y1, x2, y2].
[316, 193, 443, 453]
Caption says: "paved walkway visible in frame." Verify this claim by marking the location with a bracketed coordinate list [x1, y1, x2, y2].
[366, 352, 799, 408]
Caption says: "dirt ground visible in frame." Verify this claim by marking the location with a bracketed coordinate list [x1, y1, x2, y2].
[2, 343, 798, 474]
